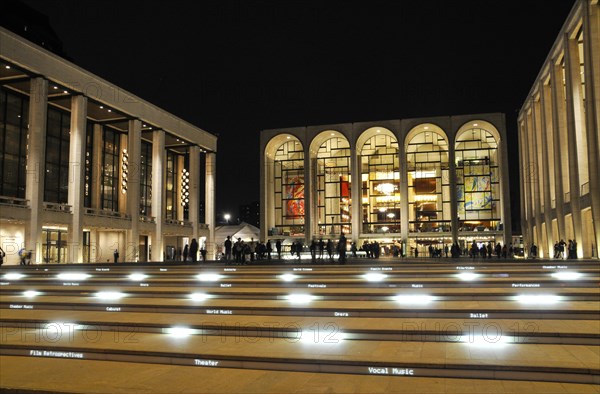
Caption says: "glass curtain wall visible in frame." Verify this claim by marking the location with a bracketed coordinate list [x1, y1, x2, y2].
[360, 133, 400, 234]
[165, 150, 178, 220]
[0, 87, 28, 198]
[101, 126, 120, 211]
[140, 141, 152, 217]
[406, 130, 450, 233]
[273, 140, 304, 236]
[44, 107, 71, 204]
[455, 128, 500, 232]
[315, 137, 351, 236]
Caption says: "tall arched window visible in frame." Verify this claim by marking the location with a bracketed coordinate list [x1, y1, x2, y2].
[406, 127, 450, 233]
[359, 131, 400, 234]
[273, 140, 304, 236]
[314, 136, 351, 236]
[455, 127, 500, 232]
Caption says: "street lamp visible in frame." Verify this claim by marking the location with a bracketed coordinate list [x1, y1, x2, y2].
[224, 213, 230, 224]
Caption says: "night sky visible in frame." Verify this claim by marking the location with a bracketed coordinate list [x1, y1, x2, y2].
[21, 0, 576, 230]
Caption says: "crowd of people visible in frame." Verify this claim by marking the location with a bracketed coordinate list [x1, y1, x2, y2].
[551, 239, 578, 259]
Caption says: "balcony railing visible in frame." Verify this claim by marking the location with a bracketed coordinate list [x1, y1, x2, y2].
[165, 218, 192, 226]
[0, 196, 29, 207]
[84, 208, 130, 220]
[43, 202, 72, 213]
[139, 215, 156, 223]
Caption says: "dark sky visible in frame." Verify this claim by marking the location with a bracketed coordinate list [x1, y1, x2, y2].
[21, 0, 576, 230]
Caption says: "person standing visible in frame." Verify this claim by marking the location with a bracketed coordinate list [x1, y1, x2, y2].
[200, 244, 207, 261]
[310, 239, 317, 263]
[0, 246, 5, 266]
[326, 239, 334, 262]
[183, 244, 189, 262]
[318, 238, 325, 260]
[189, 239, 199, 262]
[530, 243, 537, 259]
[275, 239, 282, 259]
[114, 249, 119, 263]
[337, 234, 347, 264]
[224, 236, 232, 261]
[266, 240, 272, 260]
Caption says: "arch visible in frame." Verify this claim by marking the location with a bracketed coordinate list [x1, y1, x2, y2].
[455, 120, 500, 148]
[309, 130, 347, 157]
[310, 130, 352, 237]
[264, 134, 304, 159]
[264, 134, 305, 238]
[356, 127, 396, 153]
[405, 123, 449, 149]
[454, 120, 502, 235]
[358, 128, 401, 235]
[405, 124, 451, 236]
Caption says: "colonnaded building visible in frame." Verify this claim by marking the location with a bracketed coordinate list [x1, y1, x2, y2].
[0, 27, 217, 265]
[519, 0, 599, 259]
[260, 114, 511, 255]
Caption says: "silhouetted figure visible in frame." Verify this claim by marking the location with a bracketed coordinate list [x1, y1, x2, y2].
[183, 244, 189, 262]
[189, 239, 199, 262]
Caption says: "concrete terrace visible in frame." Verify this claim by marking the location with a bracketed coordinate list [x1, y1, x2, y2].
[0, 258, 599, 393]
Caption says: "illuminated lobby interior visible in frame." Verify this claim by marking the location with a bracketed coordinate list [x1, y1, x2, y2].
[260, 114, 511, 255]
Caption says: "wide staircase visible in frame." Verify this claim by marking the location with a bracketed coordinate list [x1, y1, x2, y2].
[1, 259, 599, 393]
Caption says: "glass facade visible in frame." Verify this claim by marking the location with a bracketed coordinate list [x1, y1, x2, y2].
[263, 119, 509, 251]
[360, 133, 400, 234]
[315, 137, 351, 236]
[273, 140, 304, 236]
[44, 107, 71, 204]
[406, 130, 450, 233]
[140, 141, 152, 216]
[101, 127, 120, 211]
[455, 128, 500, 232]
[42, 228, 67, 264]
[165, 150, 178, 220]
[0, 87, 28, 199]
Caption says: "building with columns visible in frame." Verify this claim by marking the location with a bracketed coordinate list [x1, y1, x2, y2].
[260, 114, 511, 256]
[0, 27, 217, 264]
[518, 0, 599, 259]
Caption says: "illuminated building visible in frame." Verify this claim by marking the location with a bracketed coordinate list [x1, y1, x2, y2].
[518, 0, 599, 259]
[0, 27, 217, 264]
[260, 114, 511, 254]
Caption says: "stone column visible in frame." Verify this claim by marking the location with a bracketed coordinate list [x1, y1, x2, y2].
[399, 141, 409, 248]
[205, 152, 216, 259]
[448, 138, 458, 245]
[498, 116, 512, 246]
[151, 130, 165, 261]
[25, 77, 48, 264]
[517, 120, 529, 249]
[126, 119, 141, 262]
[539, 83, 554, 256]
[303, 150, 312, 246]
[550, 63, 567, 244]
[531, 98, 545, 256]
[350, 140, 361, 245]
[522, 113, 535, 253]
[189, 146, 200, 241]
[582, 1, 600, 258]
[67, 94, 87, 264]
[564, 33, 584, 257]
